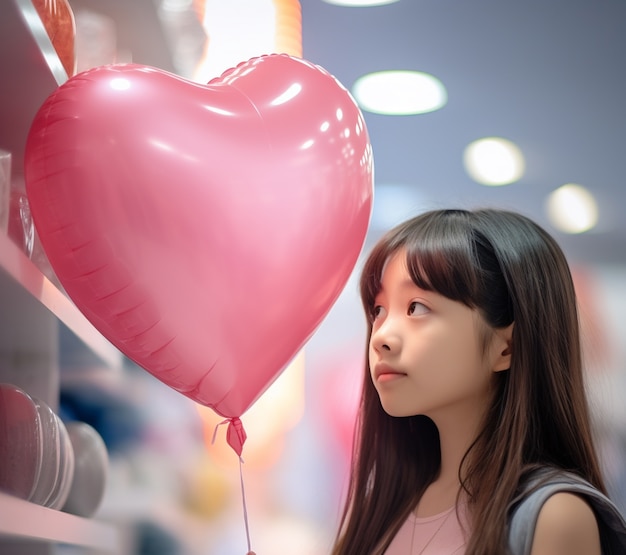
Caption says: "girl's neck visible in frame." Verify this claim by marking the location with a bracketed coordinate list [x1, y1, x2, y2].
[415, 408, 484, 517]
[415, 476, 461, 517]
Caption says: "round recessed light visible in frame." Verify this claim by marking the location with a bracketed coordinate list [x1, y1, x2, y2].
[463, 137, 525, 186]
[352, 70, 447, 115]
[546, 183, 599, 234]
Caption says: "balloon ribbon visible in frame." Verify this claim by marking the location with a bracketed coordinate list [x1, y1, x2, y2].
[212, 417, 254, 554]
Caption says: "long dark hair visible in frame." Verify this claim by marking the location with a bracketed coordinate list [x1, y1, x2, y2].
[331, 208, 605, 555]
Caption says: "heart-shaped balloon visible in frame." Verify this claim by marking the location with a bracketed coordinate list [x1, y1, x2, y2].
[25, 55, 373, 418]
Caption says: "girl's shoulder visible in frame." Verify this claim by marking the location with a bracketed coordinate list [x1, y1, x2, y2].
[507, 467, 626, 555]
[531, 492, 600, 554]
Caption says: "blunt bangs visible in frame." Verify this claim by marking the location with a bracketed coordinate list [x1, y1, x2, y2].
[360, 210, 484, 316]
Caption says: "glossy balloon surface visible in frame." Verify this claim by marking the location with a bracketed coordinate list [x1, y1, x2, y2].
[25, 55, 373, 417]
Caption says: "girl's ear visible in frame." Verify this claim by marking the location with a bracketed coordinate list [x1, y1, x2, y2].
[492, 322, 514, 372]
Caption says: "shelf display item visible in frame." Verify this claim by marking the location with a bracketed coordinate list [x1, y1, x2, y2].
[32, 0, 76, 77]
[0, 383, 75, 510]
[44, 409, 75, 510]
[0, 149, 9, 232]
[63, 421, 108, 517]
[27, 395, 59, 506]
[29, 396, 74, 509]
[0, 383, 43, 501]
[7, 174, 33, 257]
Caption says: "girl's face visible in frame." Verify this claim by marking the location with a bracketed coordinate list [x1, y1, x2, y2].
[368, 251, 510, 425]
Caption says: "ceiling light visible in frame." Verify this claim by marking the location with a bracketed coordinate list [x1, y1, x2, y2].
[323, 0, 400, 6]
[463, 137, 525, 186]
[352, 70, 447, 115]
[546, 183, 599, 234]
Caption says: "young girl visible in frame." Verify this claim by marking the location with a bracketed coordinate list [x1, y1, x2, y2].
[331, 208, 618, 555]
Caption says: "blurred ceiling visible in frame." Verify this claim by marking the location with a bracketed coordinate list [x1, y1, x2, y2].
[68, 0, 626, 266]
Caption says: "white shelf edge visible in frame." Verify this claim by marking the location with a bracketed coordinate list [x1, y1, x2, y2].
[0, 491, 119, 550]
[0, 231, 122, 368]
[13, 0, 68, 86]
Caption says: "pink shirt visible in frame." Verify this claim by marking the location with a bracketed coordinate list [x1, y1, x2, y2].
[384, 504, 468, 555]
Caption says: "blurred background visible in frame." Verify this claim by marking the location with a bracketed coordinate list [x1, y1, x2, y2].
[7, 0, 626, 554]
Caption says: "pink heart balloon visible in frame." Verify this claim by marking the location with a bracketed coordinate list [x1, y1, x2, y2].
[25, 55, 373, 418]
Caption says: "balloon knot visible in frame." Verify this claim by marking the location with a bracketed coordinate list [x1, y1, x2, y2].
[211, 416, 247, 457]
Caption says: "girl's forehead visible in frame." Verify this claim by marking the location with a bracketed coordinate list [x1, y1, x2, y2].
[379, 250, 408, 279]
[378, 252, 420, 292]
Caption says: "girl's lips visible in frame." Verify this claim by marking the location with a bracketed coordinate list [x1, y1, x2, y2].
[374, 363, 407, 382]
[376, 372, 407, 383]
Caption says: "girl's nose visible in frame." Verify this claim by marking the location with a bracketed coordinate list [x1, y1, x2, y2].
[370, 318, 401, 353]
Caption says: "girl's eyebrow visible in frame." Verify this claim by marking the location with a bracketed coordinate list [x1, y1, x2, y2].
[400, 279, 438, 300]
[399, 278, 426, 292]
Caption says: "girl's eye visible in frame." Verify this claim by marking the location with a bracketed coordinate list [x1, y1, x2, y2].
[372, 305, 386, 321]
[408, 301, 428, 316]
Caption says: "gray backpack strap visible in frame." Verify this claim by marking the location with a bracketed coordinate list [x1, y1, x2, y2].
[508, 468, 626, 555]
